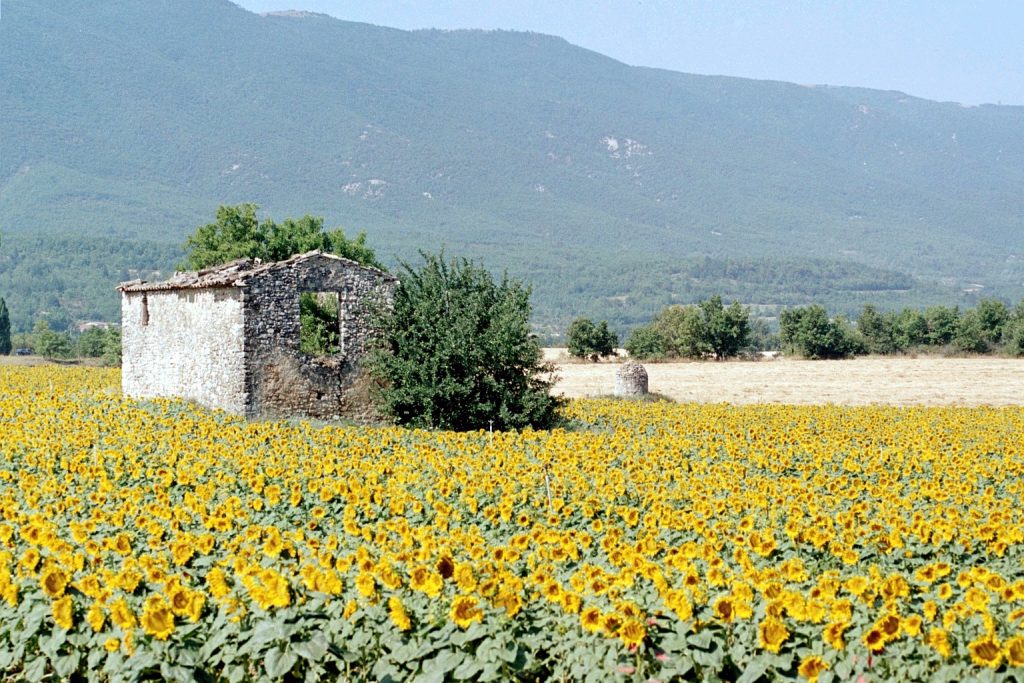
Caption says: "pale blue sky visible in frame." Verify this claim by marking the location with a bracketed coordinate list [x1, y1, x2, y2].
[233, 0, 1024, 106]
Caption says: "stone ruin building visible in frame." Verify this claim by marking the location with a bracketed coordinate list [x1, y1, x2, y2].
[118, 250, 397, 421]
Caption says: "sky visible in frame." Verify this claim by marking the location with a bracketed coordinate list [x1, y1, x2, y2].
[233, 0, 1024, 106]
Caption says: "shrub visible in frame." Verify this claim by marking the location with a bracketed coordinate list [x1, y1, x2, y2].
[367, 252, 561, 431]
[624, 325, 668, 360]
[566, 317, 618, 361]
[779, 305, 862, 359]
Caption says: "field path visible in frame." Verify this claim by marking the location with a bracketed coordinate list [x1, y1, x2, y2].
[545, 350, 1024, 406]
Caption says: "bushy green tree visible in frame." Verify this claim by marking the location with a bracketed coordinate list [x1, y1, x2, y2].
[566, 317, 618, 361]
[856, 304, 897, 354]
[184, 204, 383, 270]
[623, 325, 668, 360]
[76, 327, 110, 357]
[699, 295, 751, 360]
[893, 308, 929, 350]
[974, 298, 1009, 344]
[779, 305, 862, 359]
[34, 320, 72, 360]
[954, 309, 989, 353]
[0, 297, 10, 355]
[624, 297, 750, 361]
[367, 252, 561, 431]
[101, 328, 122, 367]
[924, 305, 959, 346]
[654, 305, 706, 359]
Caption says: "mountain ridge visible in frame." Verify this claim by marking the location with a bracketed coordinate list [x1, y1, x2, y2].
[1, 0, 1022, 332]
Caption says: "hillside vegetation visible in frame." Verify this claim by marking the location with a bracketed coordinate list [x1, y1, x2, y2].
[3, 0, 1023, 331]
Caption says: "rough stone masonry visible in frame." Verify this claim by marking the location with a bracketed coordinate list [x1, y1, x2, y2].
[119, 251, 396, 421]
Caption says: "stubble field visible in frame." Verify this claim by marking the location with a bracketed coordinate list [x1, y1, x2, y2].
[546, 351, 1024, 407]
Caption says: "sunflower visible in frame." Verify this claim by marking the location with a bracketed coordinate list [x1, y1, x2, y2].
[39, 566, 68, 598]
[757, 618, 789, 653]
[140, 594, 175, 640]
[450, 595, 483, 629]
[797, 655, 828, 683]
[388, 596, 412, 631]
[618, 619, 646, 648]
[580, 606, 602, 633]
[968, 635, 1002, 668]
[52, 595, 73, 630]
[1005, 636, 1024, 668]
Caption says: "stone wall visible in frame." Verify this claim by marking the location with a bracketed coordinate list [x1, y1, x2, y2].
[121, 287, 247, 412]
[242, 256, 395, 421]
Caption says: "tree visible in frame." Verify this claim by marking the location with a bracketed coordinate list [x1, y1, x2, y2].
[566, 317, 618, 361]
[183, 204, 384, 270]
[924, 305, 959, 346]
[856, 304, 897, 354]
[34, 320, 72, 360]
[699, 295, 751, 360]
[974, 298, 1009, 345]
[625, 296, 750, 361]
[624, 325, 668, 360]
[779, 305, 862, 359]
[76, 327, 109, 357]
[954, 309, 989, 353]
[0, 297, 10, 355]
[367, 252, 561, 431]
[101, 328, 122, 367]
[893, 308, 929, 350]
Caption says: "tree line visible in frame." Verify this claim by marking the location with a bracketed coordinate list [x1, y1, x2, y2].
[566, 296, 1024, 361]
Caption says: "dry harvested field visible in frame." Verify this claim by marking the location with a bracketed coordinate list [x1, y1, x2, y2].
[545, 349, 1024, 406]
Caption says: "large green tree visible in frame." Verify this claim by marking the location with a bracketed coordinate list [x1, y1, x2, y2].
[779, 305, 861, 359]
[623, 296, 750, 360]
[367, 252, 561, 431]
[0, 297, 11, 355]
[183, 204, 384, 358]
[566, 317, 618, 362]
[183, 204, 383, 270]
[33, 320, 72, 360]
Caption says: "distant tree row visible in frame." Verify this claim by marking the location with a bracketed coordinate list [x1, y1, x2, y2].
[6, 320, 122, 365]
[600, 296, 1024, 362]
[779, 299, 1024, 359]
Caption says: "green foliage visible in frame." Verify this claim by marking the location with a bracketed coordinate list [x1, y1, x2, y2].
[565, 318, 617, 362]
[33, 320, 72, 360]
[856, 304, 897, 354]
[892, 308, 929, 349]
[100, 328, 122, 367]
[924, 305, 960, 346]
[974, 298, 1009, 344]
[623, 325, 668, 360]
[75, 327, 108, 357]
[779, 305, 862, 359]
[299, 292, 340, 356]
[74, 326, 122, 365]
[624, 297, 750, 360]
[0, 298, 10, 355]
[954, 309, 990, 353]
[183, 204, 384, 271]
[367, 252, 561, 431]
[699, 295, 751, 360]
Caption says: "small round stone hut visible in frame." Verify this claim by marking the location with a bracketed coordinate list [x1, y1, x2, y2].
[614, 361, 649, 397]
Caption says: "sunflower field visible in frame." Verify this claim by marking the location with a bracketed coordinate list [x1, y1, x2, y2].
[2, 367, 1024, 682]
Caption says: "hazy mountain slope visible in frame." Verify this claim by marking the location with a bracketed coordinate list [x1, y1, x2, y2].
[2, 0, 1023, 332]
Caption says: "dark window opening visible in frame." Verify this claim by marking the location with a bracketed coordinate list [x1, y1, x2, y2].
[299, 291, 340, 356]
[141, 294, 149, 327]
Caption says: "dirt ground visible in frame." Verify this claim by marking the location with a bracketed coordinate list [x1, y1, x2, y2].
[544, 349, 1024, 406]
